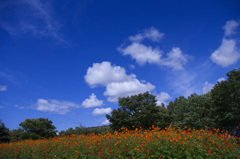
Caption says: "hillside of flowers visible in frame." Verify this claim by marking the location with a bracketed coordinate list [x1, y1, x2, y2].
[1, 125, 239, 159]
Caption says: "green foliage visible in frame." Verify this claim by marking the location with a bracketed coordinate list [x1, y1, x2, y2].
[168, 68, 240, 131]
[77, 125, 112, 135]
[19, 118, 57, 140]
[171, 96, 188, 128]
[9, 128, 24, 142]
[106, 92, 164, 131]
[184, 93, 214, 129]
[59, 125, 111, 136]
[64, 128, 76, 136]
[169, 93, 214, 129]
[211, 68, 240, 130]
[0, 120, 10, 143]
[157, 105, 171, 128]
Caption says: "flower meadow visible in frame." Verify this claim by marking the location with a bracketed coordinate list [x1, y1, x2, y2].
[0, 125, 239, 159]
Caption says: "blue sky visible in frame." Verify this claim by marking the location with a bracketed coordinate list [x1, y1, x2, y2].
[0, 0, 240, 132]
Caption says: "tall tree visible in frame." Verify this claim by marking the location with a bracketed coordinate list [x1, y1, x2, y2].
[157, 105, 171, 128]
[183, 93, 214, 129]
[19, 118, 57, 140]
[171, 96, 188, 128]
[106, 92, 161, 131]
[211, 68, 240, 130]
[168, 93, 215, 129]
[0, 120, 10, 143]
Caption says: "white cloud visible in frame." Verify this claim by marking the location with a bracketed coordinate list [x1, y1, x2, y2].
[92, 107, 112, 116]
[118, 28, 191, 70]
[84, 61, 134, 87]
[217, 78, 225, 82]
[81, 93, 103, 108]
[156, 92, 172, 106]
[211, 20, 240, 67]
[119, 43, 190, 70]
[0, 85, 7, 91]
[101, 119, 110, 125]
[84, 61, 156, 102]
[223, 20, 239, 37]
[118, 42, 162, 65]
[129, 27, 164, 42]
[210, 39, 240, 67]
[0, 106, 4, 109]
[34, 99, 80, 114]
[202, 82, 214, 94]
[162, 47, 189, 70]
[104, 79, 155, 102]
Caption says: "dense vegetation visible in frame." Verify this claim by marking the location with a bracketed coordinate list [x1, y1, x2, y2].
[0, 120, 10, 143]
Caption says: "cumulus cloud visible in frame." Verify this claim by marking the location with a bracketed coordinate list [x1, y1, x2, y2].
[92, 108, 112, 116]
[223, 20, 239, 37]
[84, 61, 134, 87]
[0, 85, 7, 91]
[210, 39, 240, 67]
[129, 27, 164, 42]
[217, 78, 226, 82]
[118, 27, 191, 70]
[104, 79, 155, 102]
[101, 119, 110, 125]
[82, 93, 103, 108]
[118, 42, 162, 65]
[33, 99, 80, 114]
[119, 43, 190, 70]
[202, 82, 214, 94]
[211, 20, 240, 67]
[84, 61, 156, 102]
[156, 92, 172, 106]
[162, 47, 189, 70]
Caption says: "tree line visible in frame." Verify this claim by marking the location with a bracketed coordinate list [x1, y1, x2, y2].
[1, 68, 239, 143]
[0, 119, 111, 143]
[106, 68, 240, 133]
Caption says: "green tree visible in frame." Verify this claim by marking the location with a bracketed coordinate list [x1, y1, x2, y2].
[0, 120, 10, 143]
[106, 92, 162, 131]
[9, 128, 24, 142]
[19, 118, 57, 140]
[167, 101, 174, 118]
[58, 130, 66, 137]
[183, 93, 214, 129]
[64, 128, 76, 136]
[157, 105, 171, 128]
[169, 93, 214, 129]
[211, 68, 240, 130]
[75, 124, 87, 135]
[171, 96, 188, 128]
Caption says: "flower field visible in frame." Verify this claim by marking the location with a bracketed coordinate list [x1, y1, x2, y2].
[0, 125, 239, 159]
